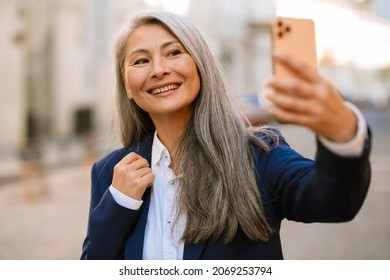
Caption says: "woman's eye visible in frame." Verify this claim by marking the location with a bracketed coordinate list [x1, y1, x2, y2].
[133, 58, 149, 65]
[168, 49, 181, 57]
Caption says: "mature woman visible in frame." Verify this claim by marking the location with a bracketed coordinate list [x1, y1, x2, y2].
[81, 10, 371, 259]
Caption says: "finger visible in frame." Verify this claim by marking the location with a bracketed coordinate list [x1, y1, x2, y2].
[121, 172, 154, 201]
[119, 152, 142, 165]
[113, 154, 148, 182]
[143, 173, 155, 188]
[273, 50, 319, 83]
[129, 157, 150, 170]
[130, 171, 154, 190]
[130, 166, 153, 179]
[265, 91, 313, 114]
[268, 106, 313, 127]
[265, 78, 313, 100]
[117, 166, 154, 187]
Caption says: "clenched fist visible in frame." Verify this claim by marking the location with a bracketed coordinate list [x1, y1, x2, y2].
[112, 152, 154, 200]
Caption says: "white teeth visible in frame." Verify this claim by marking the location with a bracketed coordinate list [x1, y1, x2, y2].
[150, 84, 178, 95]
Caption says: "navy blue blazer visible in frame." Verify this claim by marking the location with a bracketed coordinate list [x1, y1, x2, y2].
[81, 129, 371, 259]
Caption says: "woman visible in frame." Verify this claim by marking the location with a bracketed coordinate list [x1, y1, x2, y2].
[81, 10, 371, 259]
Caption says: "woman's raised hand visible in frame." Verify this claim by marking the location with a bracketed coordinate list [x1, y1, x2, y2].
[265, 50, 357, 143]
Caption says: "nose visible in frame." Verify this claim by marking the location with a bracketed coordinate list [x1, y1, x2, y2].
[150, 58, 171, 79]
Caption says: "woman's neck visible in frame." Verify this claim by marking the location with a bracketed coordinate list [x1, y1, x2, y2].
[150, 112, 190, 156]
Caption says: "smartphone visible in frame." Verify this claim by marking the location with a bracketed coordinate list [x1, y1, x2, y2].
[271, 17, 318, 79]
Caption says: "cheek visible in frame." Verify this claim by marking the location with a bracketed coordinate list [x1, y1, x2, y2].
[181, 60, 200, 88]
[124, 71, 146, 97]
[190, 68, 201, 93]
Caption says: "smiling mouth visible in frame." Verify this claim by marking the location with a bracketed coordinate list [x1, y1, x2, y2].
[148, 84, 180, 95]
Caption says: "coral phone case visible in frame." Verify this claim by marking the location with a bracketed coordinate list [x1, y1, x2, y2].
[271, 17, 318, 78]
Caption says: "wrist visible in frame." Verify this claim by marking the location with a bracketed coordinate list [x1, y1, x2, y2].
[327, 108, 357, 143]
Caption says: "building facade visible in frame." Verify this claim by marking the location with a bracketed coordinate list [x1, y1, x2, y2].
[0, 0, 389, 180]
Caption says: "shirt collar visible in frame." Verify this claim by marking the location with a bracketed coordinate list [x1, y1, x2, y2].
[151, 131, 170, 167]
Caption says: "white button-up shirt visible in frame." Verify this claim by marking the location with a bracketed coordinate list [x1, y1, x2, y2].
[142, 132, 185, 259]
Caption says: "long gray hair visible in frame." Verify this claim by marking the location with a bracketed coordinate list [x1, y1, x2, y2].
[112, 10, 275, 243]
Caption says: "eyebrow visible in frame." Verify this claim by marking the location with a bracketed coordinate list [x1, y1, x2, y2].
[127, 40, 181, 59]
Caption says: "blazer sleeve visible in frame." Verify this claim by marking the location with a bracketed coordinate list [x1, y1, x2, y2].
[81, 153, 141, 260]
[263, 128, 371, 223]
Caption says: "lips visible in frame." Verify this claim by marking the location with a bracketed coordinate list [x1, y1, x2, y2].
[148, 83, 180, 95]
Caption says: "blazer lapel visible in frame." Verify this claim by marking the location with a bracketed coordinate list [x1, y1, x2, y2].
[183, 241, 207, 260]
[124, 188, 151, 259]
[124, 134, 154, 260]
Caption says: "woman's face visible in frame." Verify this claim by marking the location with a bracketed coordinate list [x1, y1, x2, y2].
[123, 24, 200, 122]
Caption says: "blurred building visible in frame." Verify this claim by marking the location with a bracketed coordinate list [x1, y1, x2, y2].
[0, 0, 389, 181]
[0, 0, 145, 180]
[374, 0, 390, 20]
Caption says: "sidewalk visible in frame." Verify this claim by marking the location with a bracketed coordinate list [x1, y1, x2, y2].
[0, 163, 91, 259]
